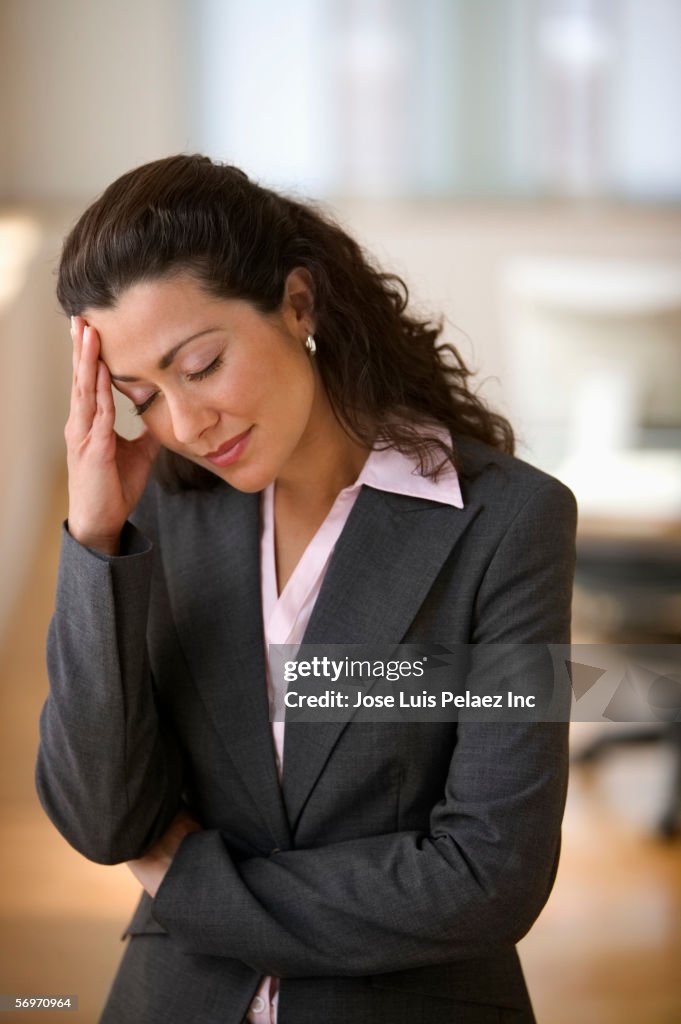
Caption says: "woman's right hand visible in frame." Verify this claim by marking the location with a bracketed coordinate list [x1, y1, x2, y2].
[65, 317, 160, 555]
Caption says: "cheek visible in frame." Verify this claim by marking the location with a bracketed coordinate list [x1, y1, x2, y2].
[269, 361, 316, 426]
[228, 351, 308, 415]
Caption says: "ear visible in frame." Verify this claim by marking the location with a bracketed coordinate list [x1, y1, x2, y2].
[282, 267, 315, 334]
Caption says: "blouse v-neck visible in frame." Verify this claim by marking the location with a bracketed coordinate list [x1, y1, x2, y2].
[260, 480, 360, 647]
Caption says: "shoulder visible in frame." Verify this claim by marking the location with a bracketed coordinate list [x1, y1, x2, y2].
[451, 433, 577, 526]
[447, 437, 577, 643]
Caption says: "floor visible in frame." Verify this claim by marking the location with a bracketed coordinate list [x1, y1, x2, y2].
[1, 474, 679, 1023]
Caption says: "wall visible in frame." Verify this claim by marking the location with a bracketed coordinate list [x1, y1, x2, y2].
[0, 0, 191, 202]
[0, 0, 191, 643]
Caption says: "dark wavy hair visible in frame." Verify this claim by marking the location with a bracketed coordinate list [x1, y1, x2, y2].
[57, 154, 514, 490]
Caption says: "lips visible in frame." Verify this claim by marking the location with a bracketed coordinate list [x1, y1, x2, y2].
[203, 427, 252, 467]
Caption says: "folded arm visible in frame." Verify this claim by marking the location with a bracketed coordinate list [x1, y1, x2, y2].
[150, 715, 566, 976]
[150, 480, 576, 976]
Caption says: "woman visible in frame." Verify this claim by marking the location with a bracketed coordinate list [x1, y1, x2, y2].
[36, 154, 577, 1024]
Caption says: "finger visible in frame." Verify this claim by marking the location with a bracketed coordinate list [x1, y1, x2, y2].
[93, 360, 116, 435]
[70, 316, 84, 377]
[69, 325, 99, 439]
[171, 815, 202, 838]
[76, 324, 100, 397]
[70, 317, 90, 390]
[172, 808, 201, 828]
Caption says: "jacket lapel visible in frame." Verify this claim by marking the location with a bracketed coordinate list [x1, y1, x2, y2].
[281, 485, 481, 833]
[165, 484, 292, 852]
[167, 481, 481, 845]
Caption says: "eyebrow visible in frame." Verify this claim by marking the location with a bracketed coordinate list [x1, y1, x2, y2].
[109, 328, 222, 382]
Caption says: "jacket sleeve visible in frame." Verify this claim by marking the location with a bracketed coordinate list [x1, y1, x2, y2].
[35, 520, 185, 865]
[149, 479, 577, 977]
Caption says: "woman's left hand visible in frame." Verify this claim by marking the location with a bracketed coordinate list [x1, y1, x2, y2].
[126, 809, 203, 898]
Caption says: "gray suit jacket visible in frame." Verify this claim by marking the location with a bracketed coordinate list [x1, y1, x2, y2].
[36, 435, 577, 1024]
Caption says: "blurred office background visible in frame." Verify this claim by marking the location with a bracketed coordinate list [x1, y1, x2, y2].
[1, 0, 679, 1020]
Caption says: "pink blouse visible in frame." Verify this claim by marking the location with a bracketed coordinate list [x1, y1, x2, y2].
[246, 437, 463, 1022]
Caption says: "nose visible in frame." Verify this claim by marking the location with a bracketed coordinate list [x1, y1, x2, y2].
[166, 392, 219, 446]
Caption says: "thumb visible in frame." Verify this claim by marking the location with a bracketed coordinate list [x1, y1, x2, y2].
[134, 429, 161, 463]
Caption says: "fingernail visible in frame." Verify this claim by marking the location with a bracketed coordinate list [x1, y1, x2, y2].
[82, 325, 89, 344]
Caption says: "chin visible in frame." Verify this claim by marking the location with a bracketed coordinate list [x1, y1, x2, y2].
[202, 461, 276, 494]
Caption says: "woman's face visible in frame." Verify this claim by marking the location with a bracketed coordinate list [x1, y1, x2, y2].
[84, 271, 322, 492]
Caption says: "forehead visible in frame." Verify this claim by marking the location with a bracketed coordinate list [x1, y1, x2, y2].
[86, 274, 212, 340]
[85, 276, 246, 372]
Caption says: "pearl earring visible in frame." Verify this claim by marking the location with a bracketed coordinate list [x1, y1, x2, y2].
[305, 334, 317, 355]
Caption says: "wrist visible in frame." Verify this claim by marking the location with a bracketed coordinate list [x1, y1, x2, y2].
[66, 522, 121, 556]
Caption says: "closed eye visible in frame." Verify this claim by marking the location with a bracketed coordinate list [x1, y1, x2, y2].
[132, 355, 224, 416]
[132, 393, 158, 416]
[187, 354, 223, 382]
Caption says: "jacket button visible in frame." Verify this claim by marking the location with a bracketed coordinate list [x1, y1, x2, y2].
[250, 995, 266, 1014]
[270, 848, 281, 855]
